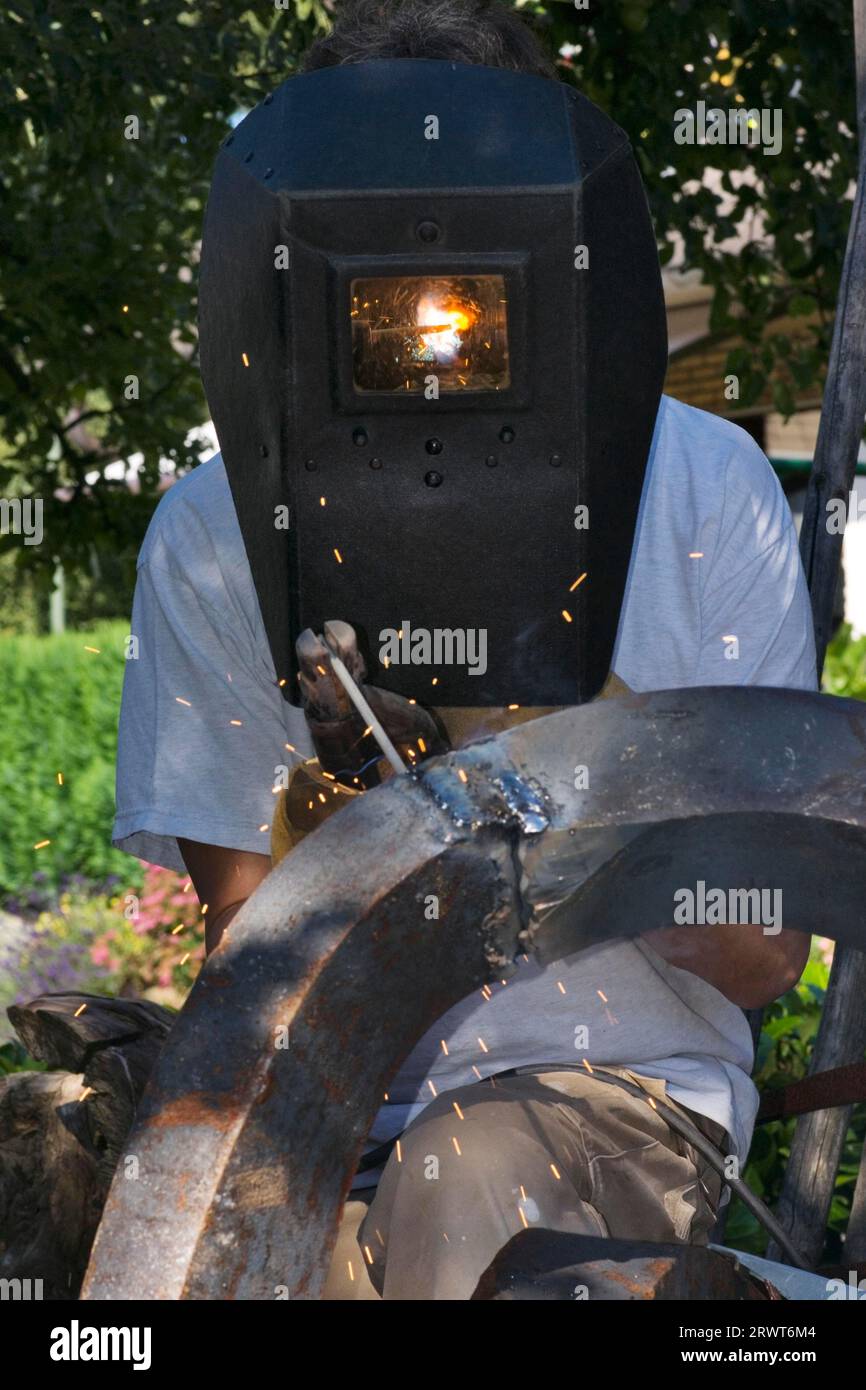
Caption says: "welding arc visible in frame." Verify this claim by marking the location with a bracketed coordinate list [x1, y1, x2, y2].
[321, 624, 408, 776]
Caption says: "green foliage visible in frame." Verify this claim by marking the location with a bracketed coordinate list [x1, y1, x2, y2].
[823, 623, 866, 700]
[537, 0, 857, 417]
[0, 1039, 46, 1074]
[0, 620, 139, 895]
[1, 0, 332, 594]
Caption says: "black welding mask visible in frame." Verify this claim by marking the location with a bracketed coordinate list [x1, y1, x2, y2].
[198, 59, 667, 707]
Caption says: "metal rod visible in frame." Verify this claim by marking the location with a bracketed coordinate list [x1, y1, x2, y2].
[321, 630, 408, 776]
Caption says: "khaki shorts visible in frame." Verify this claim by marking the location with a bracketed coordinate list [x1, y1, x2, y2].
[322, 1065, 727, 1301]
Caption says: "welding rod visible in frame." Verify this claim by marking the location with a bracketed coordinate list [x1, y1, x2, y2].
[321, 628, 408, 776]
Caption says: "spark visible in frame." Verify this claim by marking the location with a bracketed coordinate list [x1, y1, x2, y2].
[647, 1096, 657, 1110]
[452, 1136, 462, 1155]
[582, 1057, 593, 1073]
[722, 634, 737, 642]
[427, 1079, 438, 1097]
[78, 1086, 95, 1103]
[569, 573, 587, 592]
[471, 1065, 482, 1080]
[321, 770, 336, 780]
[320, 497, 326, 506]
[440, 1039, 449, 1055]
[431, 676, 438, 685]
[33, 839, 50, 850]
[443, 1232, 449, 1242]
[481, 985, 492, 1000]
[519, 1185, 526, 1200]
[201, 904, 208, 914]
[518, 1205, 529, 1229]
[74, 1003, 88, 1018]
[477, 1036, 489, 1054]
[561, 610, 573, 624]
[334, 548, 343, 564]
[171, 924, 185, 935]
[56, 772, 63, 785]
[259, 823, 269, 831]
[383, 656, 390, 669]
[689, 551, 704, 559]
[278, 678, 287, 687]
[230, 719, 243, 726]
[183, 880, 192, 893]
[317, 792, 327, 804]
[347, 1260, 355, 1282]
[84, 645, 101, 654]
[175, 697, 191, 707]
[396, 1140, 402, 1163]
[316, 664, 327, 675]
[556, 980, 566, 995]
[122, 304, 129, 313]
[242, 352, 250, 367]
[180, 952, 191, 966]
[597, 989, 608, 1003]
[362, 725, 373, 737]
[384, 1092, 389, 1101]
[364, 1245, 374, 1266]
[453, 1101, 464, 1120]
[418, 737, 427, 753]
[508, 703, 519, 710]
[457, 768, 468, 783]
[550, 1163, 561, 1181]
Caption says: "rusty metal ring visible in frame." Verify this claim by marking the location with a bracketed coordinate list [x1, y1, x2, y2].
[82, 687, 866, 1299]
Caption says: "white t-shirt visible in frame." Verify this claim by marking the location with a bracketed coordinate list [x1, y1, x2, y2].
[113, 394, 817, 1166]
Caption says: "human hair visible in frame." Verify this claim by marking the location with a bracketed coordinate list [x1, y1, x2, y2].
[301, 0, 557, 80]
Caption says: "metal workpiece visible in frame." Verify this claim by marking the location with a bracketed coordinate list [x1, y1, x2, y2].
[82, 687, 866, 1300]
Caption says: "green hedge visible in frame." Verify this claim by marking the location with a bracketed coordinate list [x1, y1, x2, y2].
[0, 621, 140, 896]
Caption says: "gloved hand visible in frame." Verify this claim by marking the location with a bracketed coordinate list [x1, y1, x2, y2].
[296, 620, 450, 787]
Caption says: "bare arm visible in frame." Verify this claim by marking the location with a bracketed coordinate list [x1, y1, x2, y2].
[178, 839, 272, 955]
[640, 923, 810, 1009]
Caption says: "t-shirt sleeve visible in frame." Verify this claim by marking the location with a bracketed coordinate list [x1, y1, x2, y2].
[113, 556, 310, 872]
[693, 437, 818, 692]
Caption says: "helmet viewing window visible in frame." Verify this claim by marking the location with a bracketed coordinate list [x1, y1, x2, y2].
[350, 274, 510, 394]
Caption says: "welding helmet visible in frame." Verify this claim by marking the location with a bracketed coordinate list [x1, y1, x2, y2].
[198, 59, 667, 706]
